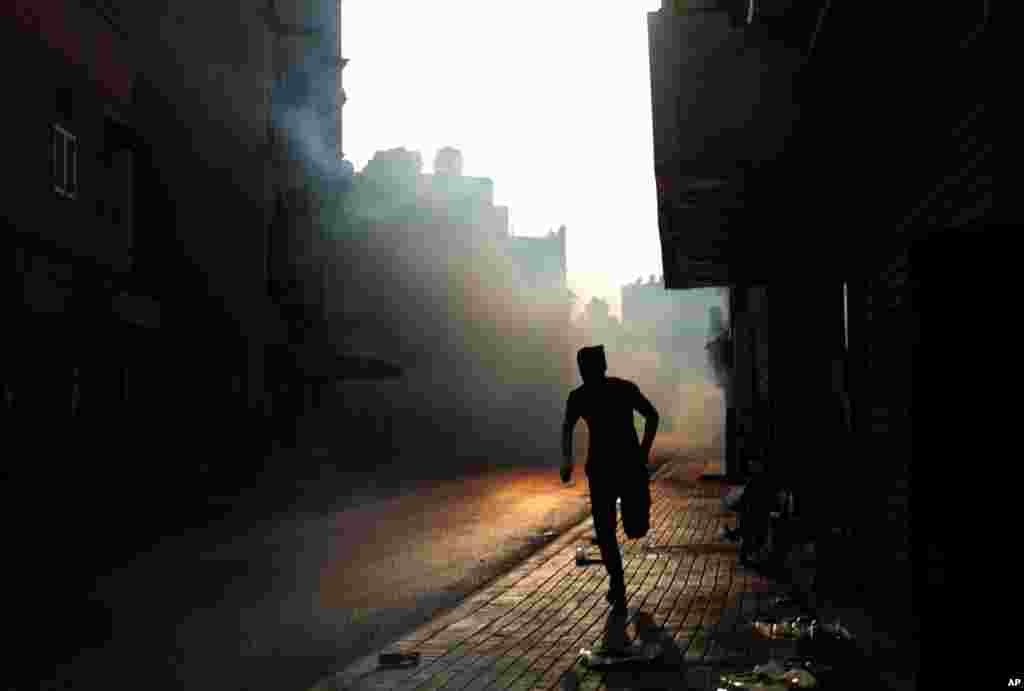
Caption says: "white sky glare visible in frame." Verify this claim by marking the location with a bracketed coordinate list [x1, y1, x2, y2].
[342, 1, 664, 318]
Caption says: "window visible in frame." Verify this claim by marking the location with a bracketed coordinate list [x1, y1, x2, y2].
[51, 123, 77, 199]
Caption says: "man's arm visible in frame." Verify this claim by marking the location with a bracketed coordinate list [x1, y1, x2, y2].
[561, 394, 580, 480]
[633, 384, 659, 461]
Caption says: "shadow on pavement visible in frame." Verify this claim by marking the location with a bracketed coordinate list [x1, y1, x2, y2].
[560, 611, 692, 690]
[557, 595, 906, 690]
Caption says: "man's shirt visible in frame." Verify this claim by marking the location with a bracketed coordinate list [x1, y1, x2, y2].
[565, 377, 657, 476]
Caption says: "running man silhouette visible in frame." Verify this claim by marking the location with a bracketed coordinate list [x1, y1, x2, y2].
[561, 345, 659, 614]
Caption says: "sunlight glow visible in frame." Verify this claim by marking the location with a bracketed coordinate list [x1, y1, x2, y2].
[342, 2, 665, 318]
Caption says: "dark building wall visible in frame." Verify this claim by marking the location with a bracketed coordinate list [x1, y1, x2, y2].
[791, 0, 992, 625]
[726, 283, 768, 475]
[2, 10, 134, 272]
[108, 0, 356, 449]
[2, 0, 338, 550]
[649, 7, 804, 283]
[105, 1, 314, 418]
[649, 5, 993, 674]
[870, 262, 914, 582]
[2, 2, 147, 470]
[1, 5, 171, 678]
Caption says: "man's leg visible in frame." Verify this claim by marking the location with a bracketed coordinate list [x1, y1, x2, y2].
[589, 476, 625, 607]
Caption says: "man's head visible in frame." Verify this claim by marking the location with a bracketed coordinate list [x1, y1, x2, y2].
[577, 345, 607, 384]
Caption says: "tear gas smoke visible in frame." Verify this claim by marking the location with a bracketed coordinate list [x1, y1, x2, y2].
[267, 2, 725, 482]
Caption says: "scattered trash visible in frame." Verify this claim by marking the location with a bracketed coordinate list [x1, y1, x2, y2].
[716, 671, 789, 690]
[578, 641, 662, 667]
[718, 525, 741, 543]
[782, 668, 819, 687]
[771, 593, 803, 609]
[526, 530, 558, 544]
[798, 619, 857, 661]
[783, 657, 835, 680]
[784, 656, 827, 669]
[722, 485, 746, 512]
[751, 615, 817, 640]
[719, 660, 819, 689]
[574, 544, 604, 566]
[752, 614, 857, 671]
[820, 620, 853, 640]
[377, 652, 420, 669]
[752, 660, 786, 676]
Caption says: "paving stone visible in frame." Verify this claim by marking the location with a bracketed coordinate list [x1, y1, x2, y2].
[328, 464, 906, 690]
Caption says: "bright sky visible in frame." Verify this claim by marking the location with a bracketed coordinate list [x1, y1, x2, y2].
[341, 1, 664, 319]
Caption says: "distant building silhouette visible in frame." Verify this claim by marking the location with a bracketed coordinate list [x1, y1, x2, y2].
[336, 147, 575, 456]
[507, 226, 568, 295]
[621, 277, 719, 354]
[433, 146, 464, 177]
[363, 147, 424, 181]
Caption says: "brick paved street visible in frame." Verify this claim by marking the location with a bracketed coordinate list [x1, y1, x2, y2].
[320, 454, 827, 691]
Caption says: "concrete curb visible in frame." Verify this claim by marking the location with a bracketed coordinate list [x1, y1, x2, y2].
[323, 510, 598, 690]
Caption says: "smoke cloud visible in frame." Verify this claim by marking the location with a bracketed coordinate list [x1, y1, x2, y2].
[266, 2, 726, 486]
[574, 286, 727, 465]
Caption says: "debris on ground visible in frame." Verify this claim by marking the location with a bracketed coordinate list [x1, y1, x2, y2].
[526, 530, 558, 544]
[722, 485, 746, 512]
[718, 658, 820, 689]
[752, 660, 786, 676]
[752, 615, 817, 640]
[719, 525, 741, 543]
[784, 657, 836, 681]
[819, 620, 853, 640]
[377, 651, 420, 669]
[751, 614, 854, 641]
[578, 641, 662, 667]
[771, 594, 803, 609]
[732, 615, 856, 688]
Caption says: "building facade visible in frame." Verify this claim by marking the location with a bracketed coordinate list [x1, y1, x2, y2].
[505, 225, 574, 412]
[3, 0, 131, 459]
[333, 149, 575, 470]
[648, 0, 994, 680]
[3, 0, 359, 594]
